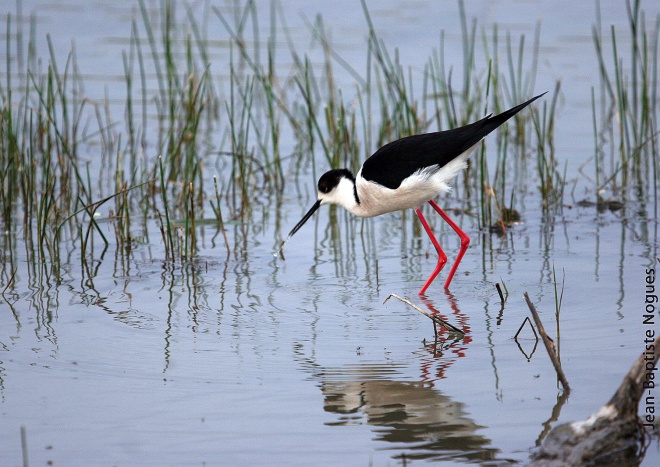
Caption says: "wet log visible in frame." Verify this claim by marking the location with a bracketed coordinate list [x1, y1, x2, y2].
[530, 334, 660, 466]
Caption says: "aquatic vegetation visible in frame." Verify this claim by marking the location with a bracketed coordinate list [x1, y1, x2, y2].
[591, 0, 659, 204]
[1, 0, 655, 277]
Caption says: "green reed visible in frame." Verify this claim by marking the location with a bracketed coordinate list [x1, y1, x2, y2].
[1, 14, 18, 229]
[421, 3, 559, 231]
[213, 0, 288, 188]
[2, 11, 105, 268]
[0, 0, 563, 277]
[592, 0, 659, 202]
[157, 155, 175, 261]
[210, 175, 230, 254]
[532, 83, 563, 212]
[361, 0, 426, 145]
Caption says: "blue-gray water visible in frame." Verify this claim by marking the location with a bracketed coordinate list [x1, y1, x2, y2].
[1, 0, 659, 465]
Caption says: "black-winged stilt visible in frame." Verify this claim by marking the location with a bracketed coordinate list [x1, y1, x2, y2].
[282, 93, 545, 294]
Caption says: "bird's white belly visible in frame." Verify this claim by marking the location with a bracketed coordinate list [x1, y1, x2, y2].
[354, 156, 468, 217]
[356, 178, 444, 216]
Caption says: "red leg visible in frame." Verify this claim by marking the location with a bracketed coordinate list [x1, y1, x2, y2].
[428, 200, 470, 289]
[415, 208, 447, 295]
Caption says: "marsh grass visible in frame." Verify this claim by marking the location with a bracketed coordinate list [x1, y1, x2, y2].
[8, 0, 646, 284]
[592, 0, 659, 204]
[532, 83, 564, 212]
[420, 6, 562, 232]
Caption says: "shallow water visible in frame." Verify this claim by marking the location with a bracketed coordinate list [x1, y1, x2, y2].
[1, 0, 660, 465]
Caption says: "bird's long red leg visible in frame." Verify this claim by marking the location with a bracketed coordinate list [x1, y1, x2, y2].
[428, 200, 470, 289]
[415, 208, 448, 295]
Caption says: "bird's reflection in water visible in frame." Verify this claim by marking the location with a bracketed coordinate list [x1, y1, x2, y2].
[419, 290, 471, 334]
[414, 291, 472, 383]
[320, 374, 503, 463]
[294, 293, 514, 464]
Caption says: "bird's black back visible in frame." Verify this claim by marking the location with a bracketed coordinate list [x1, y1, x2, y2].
[361, 93, 545, 189]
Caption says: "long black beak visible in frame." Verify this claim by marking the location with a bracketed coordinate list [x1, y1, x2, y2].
[287, 199, 322, 238]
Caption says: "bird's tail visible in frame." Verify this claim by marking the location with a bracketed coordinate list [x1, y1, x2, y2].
[487, 92, 547, 127]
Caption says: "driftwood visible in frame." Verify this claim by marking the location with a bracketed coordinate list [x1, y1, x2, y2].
[524, 293, 570, 393]
[530, 334, 660, 466]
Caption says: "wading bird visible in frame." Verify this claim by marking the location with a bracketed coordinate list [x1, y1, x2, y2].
[282, 93, 545, 294]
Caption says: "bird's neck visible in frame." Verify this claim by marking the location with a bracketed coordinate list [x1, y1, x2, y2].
[326, 176, 362, 215]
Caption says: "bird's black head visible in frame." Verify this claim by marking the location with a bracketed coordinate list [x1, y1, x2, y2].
[318, 168, 355, 194]
[284, 168, 356, 241]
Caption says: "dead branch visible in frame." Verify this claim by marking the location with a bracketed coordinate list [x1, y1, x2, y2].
[383, 293, 463, 335]
[524, 292, 570, 393]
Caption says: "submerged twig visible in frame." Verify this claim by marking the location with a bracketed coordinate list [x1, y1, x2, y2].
[383, 293, 464, 335]
[496, 282, 505, 303]
[21, 425, 28, 467]
[524, 292, 570, 393]
[515, 316, 538, 341]
[514, 316, 539, 360]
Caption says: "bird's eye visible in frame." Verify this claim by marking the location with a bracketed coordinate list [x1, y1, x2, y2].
[318, 181, 331, 194]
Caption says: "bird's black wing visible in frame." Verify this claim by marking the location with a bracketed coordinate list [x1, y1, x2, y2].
[361, 93, 545, 189]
